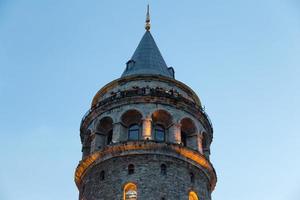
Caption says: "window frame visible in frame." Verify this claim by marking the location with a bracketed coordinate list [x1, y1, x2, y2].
[123, 182, 138, 200]
[100, 170, 105, 181]
[128, 164, 135, 175]
[154, 124, 166, 142]
[160, 164, 167, 175]
[128, 124, 140, 141]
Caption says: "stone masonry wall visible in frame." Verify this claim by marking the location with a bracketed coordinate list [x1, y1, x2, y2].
[80, 154, 211, 200]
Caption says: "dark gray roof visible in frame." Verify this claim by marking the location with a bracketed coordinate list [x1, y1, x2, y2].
[121, 31, 174, 79]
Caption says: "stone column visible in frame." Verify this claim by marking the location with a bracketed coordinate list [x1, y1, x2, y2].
[112, 122, 123, 142]
[142, 116, 152, 140]
[201, 133, 210, 159]
[91, 131, 105, 152]
[90, 132, 97, 152]
[169, 123, 181, 144]
[197, 133, 204, 154]
[82, 134, 91, 158]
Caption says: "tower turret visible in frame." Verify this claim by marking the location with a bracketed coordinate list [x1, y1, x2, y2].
[75, 7, 217, 200]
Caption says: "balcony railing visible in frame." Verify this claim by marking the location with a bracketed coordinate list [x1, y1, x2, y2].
[80, 87, 213, 131]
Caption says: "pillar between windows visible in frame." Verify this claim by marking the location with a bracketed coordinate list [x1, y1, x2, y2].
[82, 134, 92, 158]
[90, 131, 97, 152]
[112, 122, 123, 142]
[142, 116, 152, 140]
[197, 133, 204, 154]
[169, 123, 181, 144]
[91, 131, 105, 152]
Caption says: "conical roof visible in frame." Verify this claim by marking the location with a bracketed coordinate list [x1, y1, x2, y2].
[121, 31, 174, 79]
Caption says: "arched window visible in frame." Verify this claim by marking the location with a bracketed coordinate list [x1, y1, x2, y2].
[181, 131, 187, 146]
[123, 183, 137, 200]
[121, 110, 142, 141]
[189, 191, 199, 200]
[128, 124, 139, 140]
[152, 110, 172, 142]
[128, 164, 135, 175]
[107, 130, 113, 145]
[190, 172, 195, 183]
[155, 125, 165, 142]
[97, 117, 113, 149]
[100, 170, 105, 181]
[180, 118, 197, 149]
[160, 164, 167, 175]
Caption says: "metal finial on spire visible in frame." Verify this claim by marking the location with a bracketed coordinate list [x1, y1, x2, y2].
[145, 4, 151, 31]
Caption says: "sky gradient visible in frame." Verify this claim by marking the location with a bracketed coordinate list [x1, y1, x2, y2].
[0, 1, 300, 200]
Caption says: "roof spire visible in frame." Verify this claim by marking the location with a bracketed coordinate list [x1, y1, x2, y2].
[145, 4, 151, 31]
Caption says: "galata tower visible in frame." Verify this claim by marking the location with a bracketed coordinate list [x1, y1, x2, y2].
[75, 6, 217, 200]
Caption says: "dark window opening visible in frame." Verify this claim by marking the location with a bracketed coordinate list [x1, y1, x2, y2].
[100, 170, 105, 181]
[128, 124, 139, 140]
[181, 131, 187, 146]
[126, 59, 136, 70]
[128, 164, 135, 175]
[161, 164, 167, 175]
[190, 172, 195, 183]
[107, 130, 113, 145]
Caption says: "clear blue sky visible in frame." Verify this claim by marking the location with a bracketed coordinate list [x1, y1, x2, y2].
[0, 1, 299, 200]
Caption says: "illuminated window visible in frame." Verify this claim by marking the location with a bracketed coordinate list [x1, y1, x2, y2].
[128, 124, 139, 140]
[128, 164, 135, 175]
[189, 191, 199, 200]
[123, 183, 137, 200]
[154, 124, 165, 142]
[160, 164, 167, 175]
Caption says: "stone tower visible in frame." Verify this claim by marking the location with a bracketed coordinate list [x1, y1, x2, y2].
[75, 7, 217, 200]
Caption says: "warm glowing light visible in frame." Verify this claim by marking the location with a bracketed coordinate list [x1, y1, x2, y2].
[75, 142, 217, 191]
[123, 182, 137, 200]
[142, 117, 152, 139]
[189, 191, 199, 200]
[174, 123, 182, 144]
[197, 134, 203, 154]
